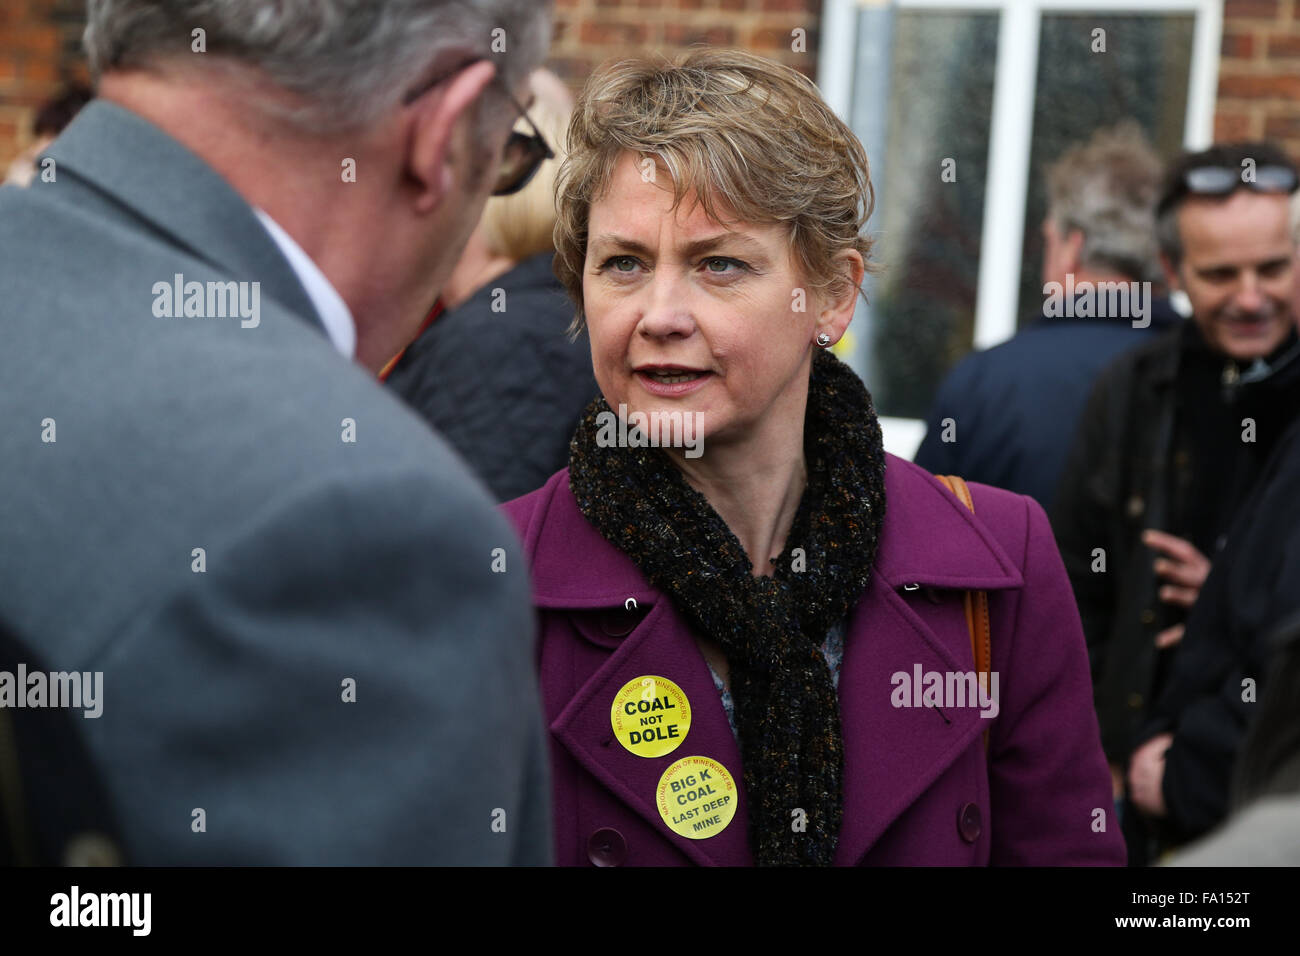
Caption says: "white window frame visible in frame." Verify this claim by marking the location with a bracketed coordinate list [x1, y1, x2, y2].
[819, 0, 1223, 459]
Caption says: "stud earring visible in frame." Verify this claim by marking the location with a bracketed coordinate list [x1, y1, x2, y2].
[816, 332, 832, 348]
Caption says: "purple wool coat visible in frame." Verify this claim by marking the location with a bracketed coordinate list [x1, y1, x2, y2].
[503, 454, 1126, 866]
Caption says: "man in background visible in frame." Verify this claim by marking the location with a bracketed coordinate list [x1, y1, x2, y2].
[915, 123, 1178, 510]
[0, 0, 554, 864]
[1054, 141, 1300, 863]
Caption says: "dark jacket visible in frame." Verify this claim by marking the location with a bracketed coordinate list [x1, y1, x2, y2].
[0, 623, 125, 866]
[1053, 320, 1300, 767]
[914, 298, 1180, 511]
[386, 252, 598, 502]
[1141, 418, 1300, 841]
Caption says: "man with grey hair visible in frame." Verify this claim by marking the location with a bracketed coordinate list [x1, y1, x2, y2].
[916, 122, 1179, 509]
[0, 0, 555, 864]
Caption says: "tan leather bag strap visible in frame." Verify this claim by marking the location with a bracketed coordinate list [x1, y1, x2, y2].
[934, 475, 992, 753]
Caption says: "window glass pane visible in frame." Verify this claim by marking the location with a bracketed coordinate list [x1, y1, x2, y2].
[1015, 14, 1195, 325]
[865, 11, 1000, 420]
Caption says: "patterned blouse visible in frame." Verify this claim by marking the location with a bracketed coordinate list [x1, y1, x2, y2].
[705, 619, 847, 741]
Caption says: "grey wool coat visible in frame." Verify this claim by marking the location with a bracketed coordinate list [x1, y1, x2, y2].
[0, 101, 551, 865]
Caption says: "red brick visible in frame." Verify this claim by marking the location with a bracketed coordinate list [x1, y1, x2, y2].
[1263, 114, 1300, 140]
[1215, 108, 1255, 141]
[662, 23, 739, 47]
[1224, 0, 1282, 18]
[1218, 72, 1300, 99]
[19, 58, 58, 83]
[1221, 29, 1256, 58]
[579, 20, 651, 45]
[750, 25, 808, 51]
[1266, 33, 1300, 57]
[761, 0, 814, 10]
[13, 25, 59, 56]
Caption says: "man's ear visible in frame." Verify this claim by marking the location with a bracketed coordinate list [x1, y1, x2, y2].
[814, 249, 866, 344]
[1062, 227, 1086, 275]
[407, 60, 498, 215]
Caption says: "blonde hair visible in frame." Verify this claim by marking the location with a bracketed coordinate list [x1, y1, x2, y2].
[553, 48, 878, 332]
[480, 70, 574, 261]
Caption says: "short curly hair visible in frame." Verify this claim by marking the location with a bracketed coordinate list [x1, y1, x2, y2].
[553, 47, 878, 333]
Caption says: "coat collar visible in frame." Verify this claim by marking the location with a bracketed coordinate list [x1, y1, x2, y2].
[45, 101, 323, 333]
[519, 454, 1023, 608]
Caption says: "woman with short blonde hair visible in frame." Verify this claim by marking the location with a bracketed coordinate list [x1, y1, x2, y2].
[506, 48, 1122, 867]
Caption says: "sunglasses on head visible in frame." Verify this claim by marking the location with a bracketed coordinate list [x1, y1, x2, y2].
[1158, 163, 1299, 216]
[402, 56, 554, 197]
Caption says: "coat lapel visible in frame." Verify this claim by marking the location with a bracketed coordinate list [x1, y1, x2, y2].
[45, 102, 323, 332]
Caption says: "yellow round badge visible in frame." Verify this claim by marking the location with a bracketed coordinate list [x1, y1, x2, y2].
[610, 675, 691, 758]
[656, 755, 738, 839]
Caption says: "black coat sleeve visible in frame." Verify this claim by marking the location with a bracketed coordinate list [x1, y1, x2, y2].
[1051, 369, 1121, 690]
[1141, 420, 1300, 838]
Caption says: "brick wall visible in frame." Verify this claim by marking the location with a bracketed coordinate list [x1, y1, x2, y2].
[1217, 0, 1300, 155]
[0, 0, 87, 171]
[5, 1, 1300, 170]
[0, 0, 823, 172]
[549, 0, 823, 89]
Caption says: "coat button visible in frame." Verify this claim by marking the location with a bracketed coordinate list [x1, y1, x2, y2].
[1140, 608, 1156, 625]
[587, 827, 627, 867]
[1128, 692, 1144, 709]
[957, 803, 982, 843]
[1126, 495, 1145, 518]
[599, 610, 639, 637]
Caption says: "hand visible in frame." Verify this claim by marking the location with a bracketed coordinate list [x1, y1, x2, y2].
[1142, 529, 1210, 620]
[1154, 624, 1184, 650]
[1128, 732, 1173, 818]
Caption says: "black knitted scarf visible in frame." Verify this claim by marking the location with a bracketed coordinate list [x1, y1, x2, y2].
[567, 349, 887, 866]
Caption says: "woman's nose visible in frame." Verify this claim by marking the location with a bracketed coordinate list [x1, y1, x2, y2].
[638, 274, 697, 339]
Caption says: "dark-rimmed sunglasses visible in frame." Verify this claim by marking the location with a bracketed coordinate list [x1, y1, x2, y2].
[402, 56, 554, 197]
[1158, 163, 1299, 216]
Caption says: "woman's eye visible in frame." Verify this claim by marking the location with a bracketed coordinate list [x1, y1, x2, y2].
[602, 256, 640, 273]
[703, 257, 745, 275]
